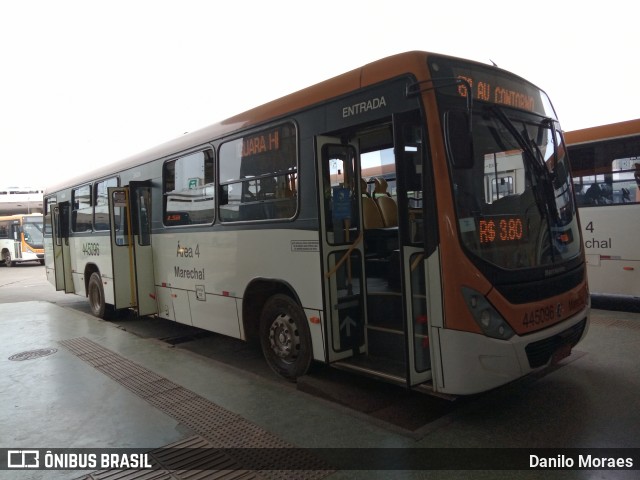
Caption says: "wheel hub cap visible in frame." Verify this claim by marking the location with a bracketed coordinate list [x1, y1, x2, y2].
[269, 314, 299, 360]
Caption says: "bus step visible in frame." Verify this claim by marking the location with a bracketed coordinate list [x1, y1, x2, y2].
[367, 293, 403, 330]
[366, 327, 405, 363]
[334, 353, 405, 381]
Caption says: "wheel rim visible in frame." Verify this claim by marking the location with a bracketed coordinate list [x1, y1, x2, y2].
[268, 313, 300, 362]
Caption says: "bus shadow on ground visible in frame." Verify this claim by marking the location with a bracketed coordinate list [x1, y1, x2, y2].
[296, 366, 466, 437]
[591, 294, 640, 313]
[109, 313, 465, 435]
[108, 312, 585, 438]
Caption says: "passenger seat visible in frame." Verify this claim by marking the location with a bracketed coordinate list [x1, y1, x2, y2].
[361, 178, 385, 229]
[374, 177, 398, 227]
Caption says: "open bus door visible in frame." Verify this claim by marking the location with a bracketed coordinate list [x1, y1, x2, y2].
[316, 137, 367, 363]
[316, 111, 440, 389]
[51, 203, 74, 293]
[108, 184, 156, 316]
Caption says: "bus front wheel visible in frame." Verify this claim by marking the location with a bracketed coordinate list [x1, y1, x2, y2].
[259, 294, 312, 381]
[88, 272, 114, 319]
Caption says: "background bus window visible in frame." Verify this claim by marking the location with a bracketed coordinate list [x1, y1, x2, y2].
[94, 177, 118, 230]
[219, 123, 297, 222]
[163, 149, 215, 225]
[72, 184, 92, 232]
[570, 138, 640, 206]
[23, 217, 44, 249]
[571, 158, 640, 207]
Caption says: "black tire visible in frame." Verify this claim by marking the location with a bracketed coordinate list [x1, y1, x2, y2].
[88, 272, 114, 319]
[259, 294, 312, 381]
[3, 250, 14, 267]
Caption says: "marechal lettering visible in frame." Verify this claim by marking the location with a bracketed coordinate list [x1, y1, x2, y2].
[174, 266, 205, 280]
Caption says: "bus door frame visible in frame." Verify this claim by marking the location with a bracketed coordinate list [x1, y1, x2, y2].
[316, 136, 368, 362]
[393, 110, 444, 391]
[393, 110, 442, 388]
[108, 183, 156, 315]
[51, 203, 74, 293]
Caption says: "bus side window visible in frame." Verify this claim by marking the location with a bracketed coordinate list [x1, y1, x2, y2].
[163, 149, 215, 226]
[72, 184, 92, 232]
[95, 177, 118, 230]
[219, 123, 298, 222]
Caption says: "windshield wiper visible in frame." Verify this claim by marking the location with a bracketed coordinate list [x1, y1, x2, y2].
[490, 107, 559, 261]
[491, 107, 559, 204]
[520, 122, 560, 217]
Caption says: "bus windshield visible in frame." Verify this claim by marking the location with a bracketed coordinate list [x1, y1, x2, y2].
[23, 217, 44, 249]
[450, 108, 581, 271]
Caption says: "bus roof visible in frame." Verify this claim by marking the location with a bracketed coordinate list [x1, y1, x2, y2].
[44, 50, 510, 195]
[46, 51, 434, 195]
[564, 118, 640, 146]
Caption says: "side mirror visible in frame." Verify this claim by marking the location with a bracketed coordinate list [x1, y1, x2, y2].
[445, 110, 474, 169]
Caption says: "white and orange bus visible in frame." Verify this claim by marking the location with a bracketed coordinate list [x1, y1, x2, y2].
[0, 213, 45, 266]
[44, 51, 589, 395]
[565, 118, 640, 297]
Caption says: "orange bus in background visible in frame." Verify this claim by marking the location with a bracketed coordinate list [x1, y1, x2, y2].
[0, 213, 45, 266]
[565, 118, 640, 297]
[44, 51, 589, 395]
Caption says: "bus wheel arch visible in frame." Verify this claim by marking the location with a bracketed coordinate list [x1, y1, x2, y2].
[243, 280, 311, 380]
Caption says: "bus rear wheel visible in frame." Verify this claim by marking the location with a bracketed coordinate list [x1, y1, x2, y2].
[2, 251, 14, 267]
[88, 272, 114, 319]
[259, 294, 312, 381]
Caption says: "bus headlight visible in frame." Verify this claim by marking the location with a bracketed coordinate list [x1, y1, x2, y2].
[462, 287, 515, 340]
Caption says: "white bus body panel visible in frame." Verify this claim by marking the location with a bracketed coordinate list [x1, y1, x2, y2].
[151, 228, 323, 347]
[68, 236, 116, 305]
[579, 204, 640, 296]
[189, 292, 239, 338]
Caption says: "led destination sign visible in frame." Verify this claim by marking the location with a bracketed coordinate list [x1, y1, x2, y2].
[455, 75, 535, 112]
[241, 128, 280, 157]
[429, 57, 552, 117]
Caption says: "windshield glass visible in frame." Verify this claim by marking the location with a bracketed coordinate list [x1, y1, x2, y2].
[23, 218, 44, 248]
[450, 108, 581, 270]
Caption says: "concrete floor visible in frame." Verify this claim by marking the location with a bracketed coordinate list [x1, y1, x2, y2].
[0, 289, 639, 478]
